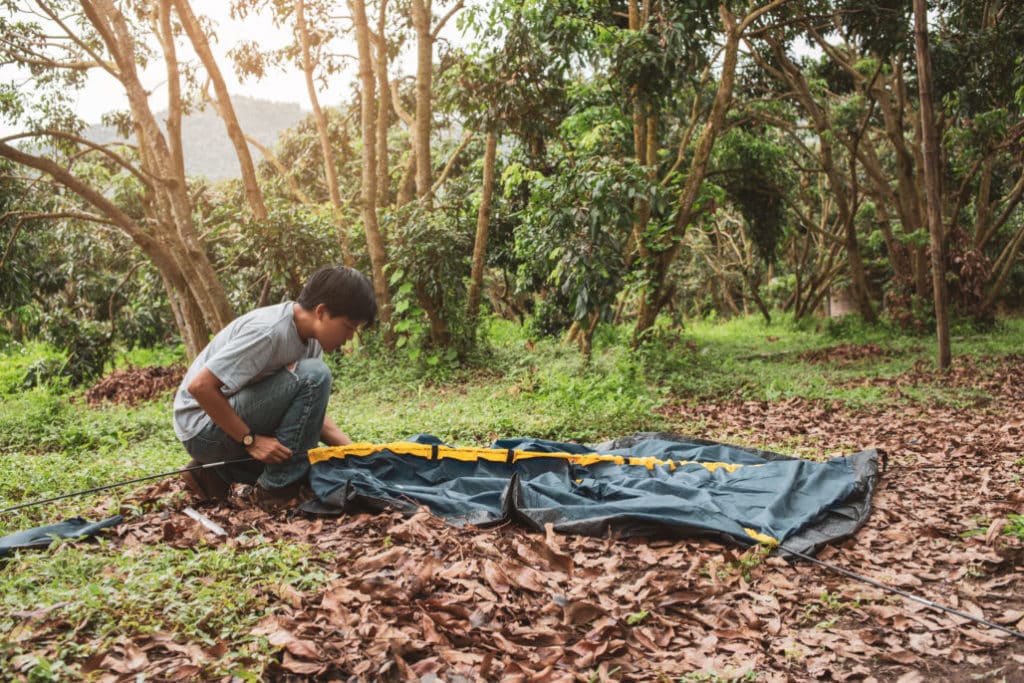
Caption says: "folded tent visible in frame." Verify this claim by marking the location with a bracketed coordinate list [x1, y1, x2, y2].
[303, 432, 880, 556]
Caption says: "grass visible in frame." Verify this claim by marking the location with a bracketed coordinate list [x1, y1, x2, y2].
[333, 317, 664, 444]
[0, 538, 330, 679]
[637, 312, 1022, 408]
[0, 312, 1020, 678]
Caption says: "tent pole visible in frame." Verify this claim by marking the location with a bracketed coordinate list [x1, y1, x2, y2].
[785, 547, 1024, 640]
[0, 459, 251, 516]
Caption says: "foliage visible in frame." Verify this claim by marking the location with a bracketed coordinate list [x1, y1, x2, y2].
[713, 126, 793, 265]
[1, 164, 174, 383]
[199, 186, 342, 310]
[38, 315, 113, 386]
[3, 0, 1024, 365]
[510, 157, 659, 335]
[380, 175, 477, 358]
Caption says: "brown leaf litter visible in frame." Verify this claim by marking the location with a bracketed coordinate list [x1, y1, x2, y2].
[14, 354, 1024, 681]
[84, 365, 186, 407]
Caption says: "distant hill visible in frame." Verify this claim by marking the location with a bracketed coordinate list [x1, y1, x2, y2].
[86, 96, 308, 181]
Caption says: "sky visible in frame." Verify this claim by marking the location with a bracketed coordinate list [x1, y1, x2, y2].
[0, 4, 367, 136]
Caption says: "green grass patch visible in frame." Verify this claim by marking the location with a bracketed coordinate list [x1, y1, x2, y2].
[334, 319, 664, 444]
[1005, 514, 1024, 541]
[640, 311, 1022, 408]
[0, 539, 329, 680]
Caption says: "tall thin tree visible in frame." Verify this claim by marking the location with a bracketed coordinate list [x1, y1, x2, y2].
[913, 0, 951, 369]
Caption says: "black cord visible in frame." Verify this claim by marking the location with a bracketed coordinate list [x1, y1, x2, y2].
[786, 547, 1024, 640]
[0, 458, 252, 516]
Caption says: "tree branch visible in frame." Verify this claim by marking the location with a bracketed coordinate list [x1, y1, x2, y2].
[980, 169, 1024, 250]
[431, 0, 465, 40]
[737, 0, 790, 34]
[34, 0, 120, 77]
[0, 140, 154, 248]
[660, 60, 714, 186]
[389, 78, 415, 127]
[7, 55, 106, 71]
[431, 129, 473, 194]
[0, 129, 151, 187]
[244, 134, 315, 206]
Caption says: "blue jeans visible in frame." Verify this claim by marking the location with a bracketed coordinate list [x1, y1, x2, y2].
[182, 358, 332, 489]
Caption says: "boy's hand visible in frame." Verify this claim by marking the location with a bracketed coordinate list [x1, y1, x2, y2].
[246, 435, 293, 464]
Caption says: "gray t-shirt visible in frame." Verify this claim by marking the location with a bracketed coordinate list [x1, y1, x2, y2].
[173, 301, 323, 441]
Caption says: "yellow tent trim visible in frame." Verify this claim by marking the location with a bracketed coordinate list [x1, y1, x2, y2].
[308, 442, 750, 474]
[744, 527, 780, 546]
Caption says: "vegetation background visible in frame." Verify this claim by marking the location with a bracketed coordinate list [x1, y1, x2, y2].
[1, 0, 1023, 679]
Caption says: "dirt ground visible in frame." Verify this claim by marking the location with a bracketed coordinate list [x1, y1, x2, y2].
[79, 352, 1024, 680]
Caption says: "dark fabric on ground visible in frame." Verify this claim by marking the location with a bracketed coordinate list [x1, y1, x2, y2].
[0, 516, 123, 557]
[305, 434, 879, 553]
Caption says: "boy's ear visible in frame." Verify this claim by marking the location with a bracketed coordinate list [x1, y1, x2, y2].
[314, 303, 330, 320]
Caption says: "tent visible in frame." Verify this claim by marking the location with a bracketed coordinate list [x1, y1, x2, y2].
[303, 433, 880, 556]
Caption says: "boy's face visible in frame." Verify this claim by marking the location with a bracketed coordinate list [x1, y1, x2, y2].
[313, 305, 360, 353]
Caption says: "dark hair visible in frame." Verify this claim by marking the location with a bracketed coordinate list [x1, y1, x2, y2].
[296, 266, 377, 326]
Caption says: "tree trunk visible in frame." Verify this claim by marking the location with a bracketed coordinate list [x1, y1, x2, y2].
[349, 0, 394, 343]
[467, 130, 498, 326]
[156, 0, 186, 182]
[4, 0, 232, 358]
[374, 0, 392, 208]
[634, 3, 742, 344]
[913, 0, 951, 369]
[296, 0, 353, 266]
[93, 0, 232, 331]
[871, 65, 930, 299]
[762, 35, 877, 323]
[173, 0, 267, 221]
[410, 0, 433, 203]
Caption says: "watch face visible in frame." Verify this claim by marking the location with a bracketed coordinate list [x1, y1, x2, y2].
[243, 434, 254, 446]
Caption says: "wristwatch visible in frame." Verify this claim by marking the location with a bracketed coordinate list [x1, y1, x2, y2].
[241, 430, 256, 447]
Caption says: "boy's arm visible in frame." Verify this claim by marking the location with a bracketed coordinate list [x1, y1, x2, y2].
[320, 415, 353, 447]
[188, 367, 293, 464]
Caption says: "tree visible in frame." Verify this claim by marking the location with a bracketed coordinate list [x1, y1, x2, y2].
[409, 0, 465, 204]
[349, 0, 394, 342]
[466, 130, 497, 327]
[231, 0, 356, 265]
[172, 0, 267, 222]
[630, 1, 789, 343]
[0, 0, 237, 358]
[913, 0, 951, 368]
[749, 35, 879, 323]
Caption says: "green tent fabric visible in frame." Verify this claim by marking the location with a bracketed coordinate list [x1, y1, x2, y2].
[303, 433, 880, 555]
[0, 516, 123, 558]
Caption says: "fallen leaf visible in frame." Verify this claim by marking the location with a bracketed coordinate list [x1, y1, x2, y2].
[281, 652, 324, 675]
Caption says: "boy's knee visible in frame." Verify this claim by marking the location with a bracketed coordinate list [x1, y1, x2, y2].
[295, 358, 332, 388]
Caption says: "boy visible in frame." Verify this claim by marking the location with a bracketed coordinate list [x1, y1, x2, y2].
[173, 265, 377, 501]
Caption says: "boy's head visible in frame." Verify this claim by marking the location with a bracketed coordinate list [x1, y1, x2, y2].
[297, 266, 377, 327]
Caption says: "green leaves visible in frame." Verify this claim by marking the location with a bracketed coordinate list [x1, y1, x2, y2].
[513, 157, 648, 331]
[712, 128, 793, 265]
[626, 610, 650, 626]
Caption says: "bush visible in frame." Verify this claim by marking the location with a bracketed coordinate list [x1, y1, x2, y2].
[43, 315, 113, 386]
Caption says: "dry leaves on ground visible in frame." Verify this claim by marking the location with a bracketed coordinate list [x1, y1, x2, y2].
[16, 352, 1024, 681]
[84, 365, 185, 407]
